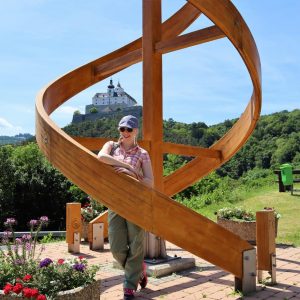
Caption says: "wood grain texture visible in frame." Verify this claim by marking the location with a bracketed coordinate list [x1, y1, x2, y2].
[256, 211, 276, 271]
[156, 26, 225, 54]
[88, 211, 108, 241]
[143, 0, 164, 191]
[36, 0, 261, 280]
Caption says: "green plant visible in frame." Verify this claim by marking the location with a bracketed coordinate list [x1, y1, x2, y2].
[81, 198, 105, 222]
[0, 217, 99, 299]
[89, 107, 98, 113]
[216, 206, 281, 222]
[216, 207, 256, 221]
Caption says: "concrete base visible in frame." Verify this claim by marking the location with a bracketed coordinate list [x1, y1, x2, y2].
[113, 256, 196, 278]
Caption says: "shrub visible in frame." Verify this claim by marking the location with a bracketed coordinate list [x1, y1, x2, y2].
[216, 207, 256, 221]
[216, 207, 281, 222]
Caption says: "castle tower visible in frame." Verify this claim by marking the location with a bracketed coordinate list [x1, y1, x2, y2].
[107, 79, 115, 96]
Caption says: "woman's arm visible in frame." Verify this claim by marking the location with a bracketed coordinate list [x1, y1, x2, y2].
[141, 160, 154, 188]
[98, 142, 139, 178]
[97, 141, 130, 169]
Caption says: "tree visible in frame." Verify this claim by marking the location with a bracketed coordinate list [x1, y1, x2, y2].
[0, 143, 74, 231]
[89, 107, 98, 114]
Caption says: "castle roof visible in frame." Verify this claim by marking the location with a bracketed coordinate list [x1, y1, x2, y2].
[108, 79, 114, 89]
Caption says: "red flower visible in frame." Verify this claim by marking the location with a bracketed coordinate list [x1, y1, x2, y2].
[23, 274, 32, 282]
[3, 283, 13, 294]
[79, 255, 84, 260]
[31, 288, 39, 298]
[22, 287, 33, 298]
[37, 294, 47, 300]
[12, 283, 23, 294]
[58, 258, 65, 265]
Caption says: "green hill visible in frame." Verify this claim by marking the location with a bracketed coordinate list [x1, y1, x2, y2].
[0, 133, 34, 145]
[63, 109, 300, 177]
[1, 109, 299, 234]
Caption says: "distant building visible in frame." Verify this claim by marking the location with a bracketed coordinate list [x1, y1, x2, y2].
[72, 79, 142, 124]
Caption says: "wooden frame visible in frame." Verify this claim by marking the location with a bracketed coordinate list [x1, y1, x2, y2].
[36, 0, 261, 291]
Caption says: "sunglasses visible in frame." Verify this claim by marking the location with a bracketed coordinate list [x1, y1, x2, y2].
[119, 127, 133, 133]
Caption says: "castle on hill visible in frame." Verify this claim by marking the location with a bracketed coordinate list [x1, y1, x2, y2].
[72, 79, 142, 124]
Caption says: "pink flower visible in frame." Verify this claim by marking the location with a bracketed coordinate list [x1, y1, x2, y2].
[23, 274, 32, 282]
[58, 258, 65, 265]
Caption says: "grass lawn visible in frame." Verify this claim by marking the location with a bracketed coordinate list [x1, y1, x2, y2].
[197, 186, 300, 246]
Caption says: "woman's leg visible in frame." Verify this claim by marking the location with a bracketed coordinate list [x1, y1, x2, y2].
[123, 220, 145, 290]
[108, 209, 129, 269]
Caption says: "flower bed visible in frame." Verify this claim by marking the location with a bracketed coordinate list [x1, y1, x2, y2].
[216, 207, 279, 244]
[217, 217, 256, 243]
[0, 279, 101, 300]
[0, 217, 100, 299]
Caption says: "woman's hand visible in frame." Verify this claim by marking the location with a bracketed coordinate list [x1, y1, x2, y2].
[113, 166, 143, 180]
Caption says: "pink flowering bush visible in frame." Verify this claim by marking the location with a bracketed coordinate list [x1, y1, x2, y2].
[0, 217, 99, 299]
[80, 197, 105, 222]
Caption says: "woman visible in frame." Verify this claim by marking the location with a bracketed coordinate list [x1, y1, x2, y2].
[98, 115, 153, 300]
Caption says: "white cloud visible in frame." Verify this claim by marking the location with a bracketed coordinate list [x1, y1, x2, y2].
[0, 117, 23, 136]
[51, 105, 81, 129]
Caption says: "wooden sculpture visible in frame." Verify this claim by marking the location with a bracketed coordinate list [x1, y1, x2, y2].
[36, 0, 261, 293]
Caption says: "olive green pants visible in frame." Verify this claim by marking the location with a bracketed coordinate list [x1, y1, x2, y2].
[108, 209, 145, 290]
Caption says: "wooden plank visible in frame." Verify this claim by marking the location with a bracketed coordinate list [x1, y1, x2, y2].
[94, 49, 141, 77]
[156, 26, 225, 54]
[163, 142, 221, 159]
[256, 211, 276, 271]
[89, 210, 108, 240]
[161, 3, 200, 40]
[151, 190, 253, 278]
[66, 203, 81, 244]
[142, 0, 164, 191]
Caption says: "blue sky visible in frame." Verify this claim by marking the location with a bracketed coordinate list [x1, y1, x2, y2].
[0, 0, 299, 136]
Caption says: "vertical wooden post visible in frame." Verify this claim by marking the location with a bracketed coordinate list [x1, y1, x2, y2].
[66, 203, 81, 253]
[142, 0, 166, 259]
[256, 210, 276, 284]
[142, 0, 163, 191]
[89, 223, 104, 251]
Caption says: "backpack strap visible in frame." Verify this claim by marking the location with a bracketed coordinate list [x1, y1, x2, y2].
[109, 142, 120, 156]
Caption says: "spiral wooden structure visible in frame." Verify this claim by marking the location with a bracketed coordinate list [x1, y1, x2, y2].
[36, 0, 261, 292]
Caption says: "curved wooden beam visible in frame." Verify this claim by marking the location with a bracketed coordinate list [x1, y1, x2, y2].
[36, 0, 261, 281]
[163, 0, 261, 196]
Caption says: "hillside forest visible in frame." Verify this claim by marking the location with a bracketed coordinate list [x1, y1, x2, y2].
[0, 109, 299, 230]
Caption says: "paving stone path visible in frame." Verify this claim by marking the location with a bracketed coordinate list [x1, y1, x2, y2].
[42, 241, 300, 299]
